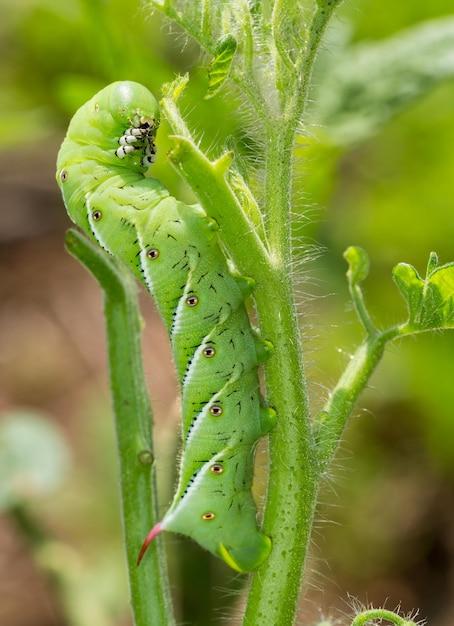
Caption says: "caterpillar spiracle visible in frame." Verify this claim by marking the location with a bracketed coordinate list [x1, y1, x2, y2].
[56, 81, 276, 573]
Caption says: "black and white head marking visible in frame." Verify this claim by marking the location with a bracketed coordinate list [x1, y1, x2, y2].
[116, 115, 158, 166]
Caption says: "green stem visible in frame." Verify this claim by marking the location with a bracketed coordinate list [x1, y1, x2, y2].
[351, 608, 417, 626]
[263, 121, 295, 257]
[271, 0, 298, 98]
[243, 61, 316, 626]
[314, 328, 399, 470]
[241, 6, 339, 618]
[238, 0, 255, 75]
[350, 283, 378, 336]
[157, 4, 346, 623]
[243, 270, 317, 626]
[65, 229, 174, 626]
[290, 0, 344, 123]
[162, 76, 318, 626]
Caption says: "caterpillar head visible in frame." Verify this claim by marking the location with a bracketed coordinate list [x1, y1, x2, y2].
[106, 81, 160, 169]
[56, 81, 160, 229]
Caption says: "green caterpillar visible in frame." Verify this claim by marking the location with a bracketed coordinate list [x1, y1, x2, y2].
[56, 81, 276, 573]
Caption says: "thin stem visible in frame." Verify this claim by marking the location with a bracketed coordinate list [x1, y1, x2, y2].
[350, 283, 378, 336]
[351, 608, 417, 626]
[314, 328, 399, 470]
[239, 8, 338, 619]
[263, 120, 295, 258]
[65, 229, 174, 626]
[152, 2, 213, 51]
[271, 0, 297, 74]
[290, 1, 344, 122]
[201, 0, 211, 42]
[265, 2, 344, 257]
[232, 72, 270, 121]
[237, 0, 255, 74]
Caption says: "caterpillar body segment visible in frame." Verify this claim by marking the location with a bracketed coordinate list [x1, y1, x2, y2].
[57, 81, 275, 573]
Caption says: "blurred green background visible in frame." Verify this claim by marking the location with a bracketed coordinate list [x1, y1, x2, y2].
[1, 1, 453, 625]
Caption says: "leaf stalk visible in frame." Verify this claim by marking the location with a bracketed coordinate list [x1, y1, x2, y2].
[65, 229, 175, 626]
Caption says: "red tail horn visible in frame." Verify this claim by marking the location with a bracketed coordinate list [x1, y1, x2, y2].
[137, 522, 163, 566]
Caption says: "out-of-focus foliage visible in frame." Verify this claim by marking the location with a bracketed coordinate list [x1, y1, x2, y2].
[0, 410, 70, 510]
[1, 0, 454, 625]
[0, 0, 173, 180]
[0, 408, 129, 626]
[311, 17, 454, 145]
[0, 0, 239, 193]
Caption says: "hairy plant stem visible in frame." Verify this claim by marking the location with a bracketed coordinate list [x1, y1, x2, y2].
[350, 283, 378, 336]
[156, 4, 404, 623]
[65, 230, 174, 626]
[314, 324, 403, 469]
[263, 121, 295, 256]
[290, 1, 344, 123]
[243, 269, 317, 626]
[239, 8, 338, 617]
[315, 332, 389, 469]
[240, 93, 318, 625]
[351, 608, 417, 626]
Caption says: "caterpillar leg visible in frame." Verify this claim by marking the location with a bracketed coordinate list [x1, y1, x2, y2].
[254, 335, 274, 363]
[218, 533, 271, 573]
[116, 116, 158, 161]
[259, 406, 277, 435]
[116, 144, 136, 158]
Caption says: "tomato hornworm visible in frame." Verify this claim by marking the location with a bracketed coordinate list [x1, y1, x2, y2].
[56, 81, 276, 572]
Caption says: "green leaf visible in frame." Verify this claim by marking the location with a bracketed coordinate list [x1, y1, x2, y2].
[205, 35, 237, 100]
[312, 17, 454, 145]
[343, 245, 369, 286]
[393, 263, 424, 326]
[426, 250, 439, 275]
[0, 411, 70, 510]
[393, 253, 454, 331]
